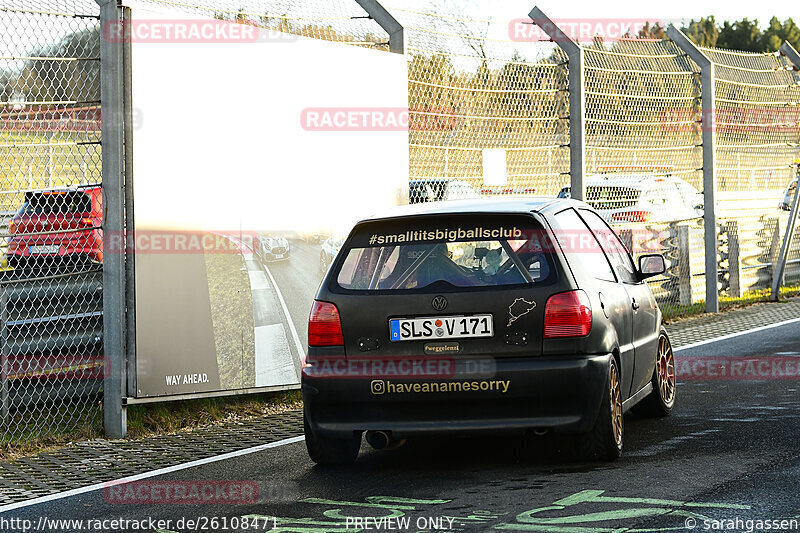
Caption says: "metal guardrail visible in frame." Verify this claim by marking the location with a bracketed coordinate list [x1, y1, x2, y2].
[0, 271, 103, 425]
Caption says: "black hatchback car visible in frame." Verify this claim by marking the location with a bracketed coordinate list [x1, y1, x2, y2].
[302, 198, 676, 464]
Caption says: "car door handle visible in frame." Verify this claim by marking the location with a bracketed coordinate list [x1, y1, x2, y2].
[631, 299, 640, 311]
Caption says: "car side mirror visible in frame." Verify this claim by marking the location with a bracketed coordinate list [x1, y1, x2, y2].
[638, 254, 665, 279]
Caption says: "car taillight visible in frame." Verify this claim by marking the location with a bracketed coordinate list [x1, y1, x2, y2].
[544, 290, 592, 339]
[308, 300, 344, 347]
[612, 210, 651, 223]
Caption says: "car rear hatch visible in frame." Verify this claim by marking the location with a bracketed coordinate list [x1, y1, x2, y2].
[320, 213, 573, 362]
[11, 190, 93, 244]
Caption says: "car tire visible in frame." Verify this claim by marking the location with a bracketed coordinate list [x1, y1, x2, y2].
[578, 356, 623, 461]
[304, 412, 360, 465]
[632, 328, 676, 418]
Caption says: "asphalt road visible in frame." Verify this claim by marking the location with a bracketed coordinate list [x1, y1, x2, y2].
[263, 239, 327, 350]
[5, 322, 800, 532]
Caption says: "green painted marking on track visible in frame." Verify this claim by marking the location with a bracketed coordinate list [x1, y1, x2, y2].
[323, 509, 404, 520]
[496, 490, 752, 532]
[517, 508, 675, 524]
[551, 490, 750, 510]
[224, 491, 753, 533]
[300, 496, 447, 511]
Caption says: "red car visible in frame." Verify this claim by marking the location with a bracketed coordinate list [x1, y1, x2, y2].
[6, 185, 103, 271]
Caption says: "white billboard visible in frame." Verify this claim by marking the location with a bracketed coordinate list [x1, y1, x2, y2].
[127, 5, 408, 397]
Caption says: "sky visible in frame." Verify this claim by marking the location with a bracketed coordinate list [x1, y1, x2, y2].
[1, 0, 798, 66]
[397, 0, 798, 29]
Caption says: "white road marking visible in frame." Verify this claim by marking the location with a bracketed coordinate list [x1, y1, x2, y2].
[262, 264, 306, 360]
[255, 324, 297, 386]
[673, 316, 800, 353]
[248, 270, 271, 290]
[0, 436, 305, 514]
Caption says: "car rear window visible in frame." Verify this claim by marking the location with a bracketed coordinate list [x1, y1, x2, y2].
[334, 214, 555, 292]
[586, 186, 640, 210]
[19, 191, 91, 215]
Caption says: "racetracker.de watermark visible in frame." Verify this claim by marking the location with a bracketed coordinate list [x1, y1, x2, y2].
[510, 18, 664, 42]
[103, 480, 258, 505]
[676, 356, 800, 380]
[302, 355, 497, 380]
[100, 228, 668, 255]
[3, 355, 107, 381]
[661, 107, 800, 133]
[301, 107, 409, 131]
[103, 19, 296, 43]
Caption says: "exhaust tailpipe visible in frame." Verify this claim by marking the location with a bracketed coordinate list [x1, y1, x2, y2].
[365, 430, 392, 450]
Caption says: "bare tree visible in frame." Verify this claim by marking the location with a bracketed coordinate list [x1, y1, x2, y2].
[428, 0, 491, 61]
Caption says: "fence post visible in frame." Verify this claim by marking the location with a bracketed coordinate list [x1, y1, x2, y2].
[771, 42, 800, 300]
[726, 220, 742, 298]
[97, 0, 127, 438]
[769, 215, 785, 280]
[354, 0, 404, 54]
[667, 25, 719, 313]
[123, 5, 138, 403]
[529, 7, 585, 201]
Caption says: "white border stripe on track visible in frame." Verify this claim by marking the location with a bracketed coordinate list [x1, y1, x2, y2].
[0, 435, 305, 514]
[673, 316, 800, 352]
[262, 264, 305, 360]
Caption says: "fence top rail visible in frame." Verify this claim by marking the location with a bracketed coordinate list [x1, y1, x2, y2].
[699, 46, 780, 58]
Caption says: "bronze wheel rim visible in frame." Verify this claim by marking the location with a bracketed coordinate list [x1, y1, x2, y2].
[657, 334, 676, 406]
[610, 363, 623, 447]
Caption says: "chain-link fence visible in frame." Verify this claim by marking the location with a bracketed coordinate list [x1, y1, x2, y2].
[703, 46, 800, 297]
[582, 38, 706, 315]
[0, 0, 103, 444]
[393, 6, 570, 202]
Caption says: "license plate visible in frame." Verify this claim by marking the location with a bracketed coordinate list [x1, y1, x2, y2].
[29, 245, 60, 254]
[390, 314, 493, 342]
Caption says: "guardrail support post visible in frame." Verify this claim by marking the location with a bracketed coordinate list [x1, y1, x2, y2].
[98, 0, 127, 438]
[726, 220, 742, 298]
[529, 7, 585, 201]
[354, 0, 404, 54]
[667, 25, 719, 313]
[677, 224, 694, 306]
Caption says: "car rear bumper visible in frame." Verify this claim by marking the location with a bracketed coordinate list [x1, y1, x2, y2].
[302, 354, 611, 438]
[7, 234, 102, 262]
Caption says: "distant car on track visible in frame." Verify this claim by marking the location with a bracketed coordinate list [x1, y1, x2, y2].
[778, 176, 797, 211]
[6, 185, 102, 272]
[558, 172, 703, 224]
[303, 197, 675, 464]
[254, 234, 290, 262]
[319, 233, 346, 274]
[409, 179, 480, 204]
